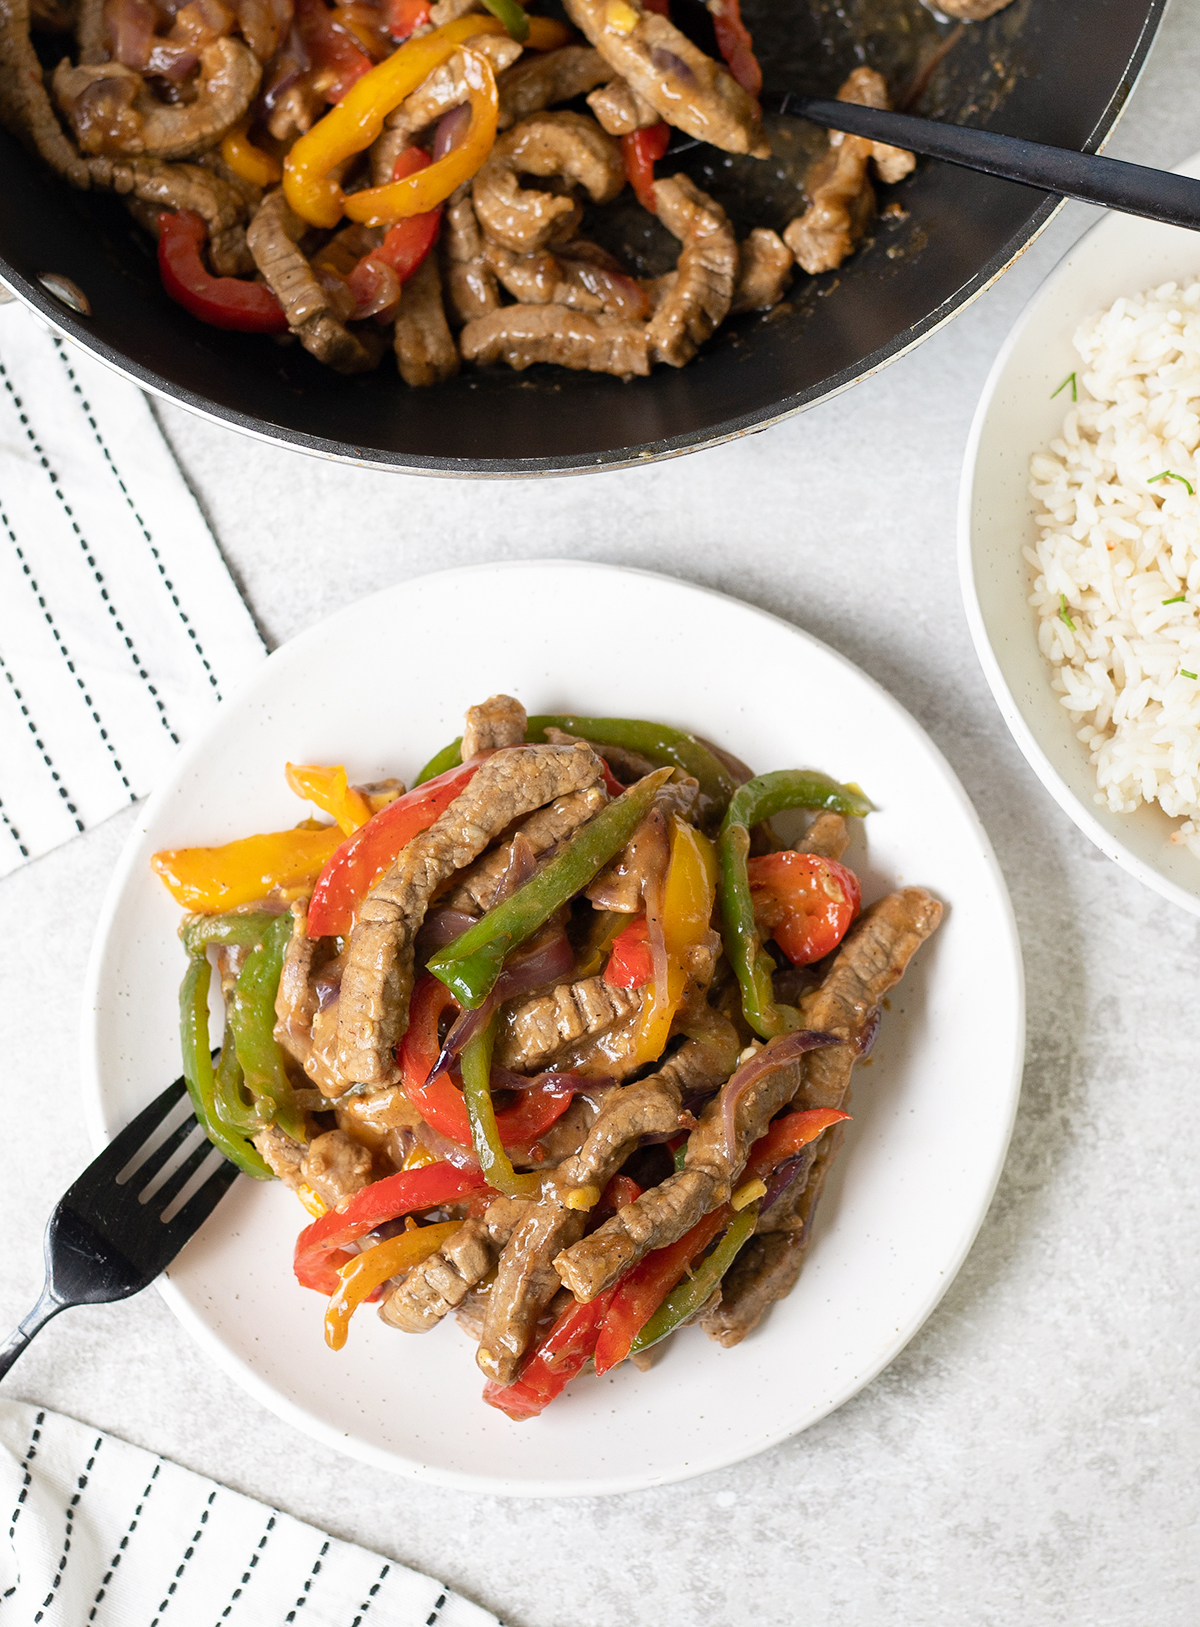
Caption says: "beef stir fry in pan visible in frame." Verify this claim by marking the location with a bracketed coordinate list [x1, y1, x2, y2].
[0, 0, 923, 381]
[153, 695, 941, 1417]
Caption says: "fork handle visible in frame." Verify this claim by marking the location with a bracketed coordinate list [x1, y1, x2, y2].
[780, 95, 1200, 232]
[0, 1286, 64, 1381]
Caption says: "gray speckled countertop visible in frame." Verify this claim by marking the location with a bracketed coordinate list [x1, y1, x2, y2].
[4, 7, 1200, 1622]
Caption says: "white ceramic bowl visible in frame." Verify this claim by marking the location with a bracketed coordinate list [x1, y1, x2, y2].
[84, 561, 1024, 1495]
[959, 154, 1200, 917]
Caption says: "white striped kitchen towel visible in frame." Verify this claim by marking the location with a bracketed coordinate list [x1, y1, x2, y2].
[0, 1401, 500, 1626]
[0, 298, 266, 878]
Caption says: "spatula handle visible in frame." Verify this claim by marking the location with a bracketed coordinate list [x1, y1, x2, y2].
[781, 94, 1200, 232]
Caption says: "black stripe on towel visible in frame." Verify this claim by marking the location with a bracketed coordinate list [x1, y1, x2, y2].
[147, 1486, 216, 1626]
[0, 652, 85, 831]
[349, 1562, 391, 1627]
[217, 1510, 275, 1619]
[3, 1408, 43, 1596]
[3, 500, 133, 798]
[426, 1591, 447, 1627]
[50, 339, 222, 698]
[0, 792, 28, 858]
[87, 1460, 161, 1623]
[33, 1433, 102, 1624]
[284, 1539, 329, 1621]
[0, 360, 180, 746]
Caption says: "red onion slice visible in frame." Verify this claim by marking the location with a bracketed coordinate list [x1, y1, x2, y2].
[650, 46, 696, 85]
[720, 1030, 839, 1161]
[419, 907, 481, 954]
[433, 101, 471, 159]
[489, 1066, 593, 1095]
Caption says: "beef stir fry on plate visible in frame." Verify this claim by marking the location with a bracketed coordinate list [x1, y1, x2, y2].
[1, 0, 918, 380]
[153, 695, 941, 1417]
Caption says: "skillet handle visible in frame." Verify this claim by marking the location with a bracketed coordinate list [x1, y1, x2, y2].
[780, 95, 1200, 232]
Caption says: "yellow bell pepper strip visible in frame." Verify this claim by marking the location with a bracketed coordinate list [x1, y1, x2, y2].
[342, 47, 498, 226]
[179, 956, 274, 1180]
[623, 817, 718, 1069]
[285, 762, 374, 836]
[284, 16, 508, 229]
[460, 1012, 541, 1199]
[428, 768, 672, 1008]
[152, 825, 344, 912]
[325, 1219, 460, 1349]
[225, 912, 306, 1142]
[220, 119, 282, 186]
[719, 770, 872, 1039]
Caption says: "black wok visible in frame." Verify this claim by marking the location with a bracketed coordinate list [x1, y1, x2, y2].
[0, 0, 1167, 476]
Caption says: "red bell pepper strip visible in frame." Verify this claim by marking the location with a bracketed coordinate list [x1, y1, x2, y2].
[157, 210, 288, 334]
[708, 0, 761, 98]
[622, 122, 670, 213]
[294, 1159, 489, 1293]
[386, 0, 431, 38]
[643, 0, 669, 12]
[307, 758, 483, 938]
[346, 149, 442, 312]
[747, 851, 861, 966]
[741, 1106, 851, 1185]
[483, 1286, 618, 1419]
[400, 974, 579, 1148]
[602, 913, 652, 989]
[593, 1206, 727, 1376]
[296, 0, 372, 101]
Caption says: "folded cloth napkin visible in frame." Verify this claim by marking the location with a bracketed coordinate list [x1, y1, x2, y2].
[0, 300, 266, 879]
[0, 1401, 499, 1626]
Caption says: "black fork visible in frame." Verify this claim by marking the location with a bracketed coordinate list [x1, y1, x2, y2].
[0, 1077, 238, 1379]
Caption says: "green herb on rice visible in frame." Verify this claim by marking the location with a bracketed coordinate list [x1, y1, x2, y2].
[1058, 594, 1077, 632]
[1148, 471, 1195, 496]
[1051, 372, 1077, 402]
[1183, 670, 1198, 681]
[1163, 594, 1187, 605]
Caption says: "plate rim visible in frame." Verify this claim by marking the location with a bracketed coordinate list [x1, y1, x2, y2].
[957, 152, 1200, 921]
[81, 558, 1026, 1496]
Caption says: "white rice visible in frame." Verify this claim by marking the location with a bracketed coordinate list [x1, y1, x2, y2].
[1027, 277, 1200, 858]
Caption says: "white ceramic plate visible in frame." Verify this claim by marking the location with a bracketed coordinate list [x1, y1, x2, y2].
[82, 560, 1023, 1497]
[960, 154, 1200, 917]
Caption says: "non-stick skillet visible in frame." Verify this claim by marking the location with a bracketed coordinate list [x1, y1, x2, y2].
[0, 0, 1167, 476]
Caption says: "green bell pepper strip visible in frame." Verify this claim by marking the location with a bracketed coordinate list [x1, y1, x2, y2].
[213, 1017, 267, 1133]
[719, 770, 872, 1039]
[480, 0, 528, 40]
[414, 715, 737, 824]
[427, 766, 673, 1008]
[460, 1013, 540, 1199]
[179, 956, 273, 1179]
[225, 911, 306, 1142]
[628, 1202, 759, 1357]
[180, 910, 278, 958]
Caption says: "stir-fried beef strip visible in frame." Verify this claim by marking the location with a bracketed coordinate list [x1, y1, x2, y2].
[380, 1193, 531, 1333]
[441, 185, 502, 324]
[394, 253, 461, 387]
[564, 0, 768, 158]
[337, 740, 605, 1086]
[476, 1013, 738, 1381]
[555, 887, 941, 1302]
[461, 303, 652, 378]
[52, 37, 260, 159]
[247, 188, 384, 372]
[442, 784, 608, 914]
[1, 0, 91, 183]
[648, 174, 737, 368]
[798, 809, 849, 861]
[461, 692, 527, 758]
[730, 228, 794, 314]
[484, 239, 646, 319]
[496, 43, 613, 130]
[542, 726, 657, 785]
[496, 975, 646, 1073]
[784, 67, 915, 276]
[472, 109, 625, 254]
[586, 75, 660, 136]
[253, 1123, 375, 1208]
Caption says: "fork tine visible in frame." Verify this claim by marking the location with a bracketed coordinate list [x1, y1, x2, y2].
[66, 1078, 190, 1193]
[122, 1112, 201, 1195]
[150, 1130, 217, 1212]
[161, 1154, 239, 1237]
